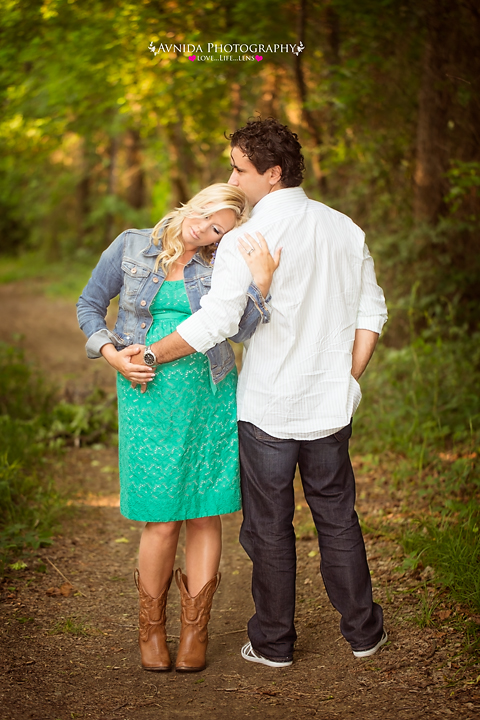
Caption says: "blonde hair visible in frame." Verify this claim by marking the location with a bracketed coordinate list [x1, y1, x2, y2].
[151, 184, 250, 274]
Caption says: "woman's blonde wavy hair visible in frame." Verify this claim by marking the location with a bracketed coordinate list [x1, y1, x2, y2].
[151, 183, 250, 274]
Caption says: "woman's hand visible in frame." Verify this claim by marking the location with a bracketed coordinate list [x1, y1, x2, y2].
[101, 343, 155, 391]
[238, 232, 282, 298]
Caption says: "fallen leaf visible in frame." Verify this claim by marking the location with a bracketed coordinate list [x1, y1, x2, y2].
[46, 586, 61, 596]
[115, 538, 129, 544]
[46, 584, 73, 597]
[60, 583, 74, 597]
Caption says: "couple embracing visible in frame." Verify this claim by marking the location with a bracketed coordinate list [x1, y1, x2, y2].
[77, 117, 388, 673]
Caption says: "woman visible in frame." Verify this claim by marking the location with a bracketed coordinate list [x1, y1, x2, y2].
[77, 184, 279, 673]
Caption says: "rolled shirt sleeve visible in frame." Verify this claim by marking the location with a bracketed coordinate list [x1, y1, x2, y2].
[355, 242, 388, 334]
[177, 229, 254, 354]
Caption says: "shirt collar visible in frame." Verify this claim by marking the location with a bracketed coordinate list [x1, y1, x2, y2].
[251, 186, 307, 216]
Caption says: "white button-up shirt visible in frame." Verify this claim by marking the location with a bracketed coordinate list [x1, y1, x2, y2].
[178, 187, 387, 440]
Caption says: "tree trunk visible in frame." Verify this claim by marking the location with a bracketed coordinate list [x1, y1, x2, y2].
[414, 0, 465, 223]
[104, 137, 118, 248]
[165, 120, 193, 207]
[413, 29, 449, 223]
[294, 0, 325, 190]
[414, 0, 480, 224]
[125, 129, 145, 209]
[76, 137, 93, 243]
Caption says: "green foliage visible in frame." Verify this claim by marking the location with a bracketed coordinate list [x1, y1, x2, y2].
[353, 322, 480, 614]
[0, 0, 478, 332]
[0, 342, 118, 573]
[402, 503, 480, 611]
[45, 389, 118, 447]
[354, 329, 480, 465]
[445, 160, 480, 228]
[0, 251, 105, 301]
[0, 342, 56, 420]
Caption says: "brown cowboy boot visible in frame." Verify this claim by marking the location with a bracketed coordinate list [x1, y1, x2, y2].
[175, 567, 221, 672]
[134, 569, 173, 671]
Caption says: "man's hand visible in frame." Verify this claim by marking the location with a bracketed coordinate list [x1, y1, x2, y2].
[101, 343, 155, 393]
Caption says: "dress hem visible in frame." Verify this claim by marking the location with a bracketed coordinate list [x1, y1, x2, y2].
[119, 504, 242, 523]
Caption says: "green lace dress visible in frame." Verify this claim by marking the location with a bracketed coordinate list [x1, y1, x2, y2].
[116, 280, 241, 522]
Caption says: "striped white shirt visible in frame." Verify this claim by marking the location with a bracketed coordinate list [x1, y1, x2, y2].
[178, 187, 387, 440]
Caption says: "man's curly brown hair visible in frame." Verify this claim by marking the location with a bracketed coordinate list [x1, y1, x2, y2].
[228, 117, 305, 187]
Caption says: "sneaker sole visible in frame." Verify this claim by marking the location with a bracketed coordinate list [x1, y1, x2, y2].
[241, 642, 292, 668]
[353, 631, 388, 658]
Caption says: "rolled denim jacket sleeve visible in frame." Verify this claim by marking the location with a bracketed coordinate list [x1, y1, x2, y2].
[76, 233, 125, 358]
[230, 282, 271, 343]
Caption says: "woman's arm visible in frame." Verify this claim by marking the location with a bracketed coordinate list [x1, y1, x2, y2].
[76, 233, 126, 358]
[230, 231, 280, 343]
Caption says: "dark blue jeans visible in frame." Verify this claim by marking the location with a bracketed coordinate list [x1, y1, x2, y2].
[238, 420, 384, 661]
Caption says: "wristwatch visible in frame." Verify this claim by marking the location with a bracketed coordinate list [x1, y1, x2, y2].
[143, 346, 158, 366]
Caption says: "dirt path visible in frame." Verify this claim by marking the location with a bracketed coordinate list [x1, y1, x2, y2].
[0, 287, 478, 719]
[0, 282, 116, 400]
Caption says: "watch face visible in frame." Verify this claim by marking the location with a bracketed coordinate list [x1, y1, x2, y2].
[144, 349, 156, 366]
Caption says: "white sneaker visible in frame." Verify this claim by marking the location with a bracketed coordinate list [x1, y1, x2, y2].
[241, 641, 293, 667]
[353, 631, 388, 658]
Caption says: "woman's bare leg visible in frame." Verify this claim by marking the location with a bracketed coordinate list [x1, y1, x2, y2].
[185, 515, 222, 596]
[138, 521, 182, 596]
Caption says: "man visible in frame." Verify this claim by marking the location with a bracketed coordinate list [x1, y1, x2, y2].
[132, 118, 388, 667]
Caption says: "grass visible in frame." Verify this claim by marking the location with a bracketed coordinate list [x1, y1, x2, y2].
[352, 323, 480, 638]
[0, 251, 98, 301]
[414, 587, 442, 629]
[50, 616, 90, 636]
[402, 502, 480, 611]
[0, 342, 118, 573]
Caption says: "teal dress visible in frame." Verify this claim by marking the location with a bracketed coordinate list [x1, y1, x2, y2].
[116, 280, 241, 522]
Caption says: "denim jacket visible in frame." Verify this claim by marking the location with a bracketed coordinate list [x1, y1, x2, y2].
[76, 228, 271, 384]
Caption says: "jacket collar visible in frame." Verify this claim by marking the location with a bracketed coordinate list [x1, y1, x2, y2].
[142, 240, 161, 257]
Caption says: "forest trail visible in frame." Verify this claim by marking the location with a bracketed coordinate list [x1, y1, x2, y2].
[0, 285, 477, 719]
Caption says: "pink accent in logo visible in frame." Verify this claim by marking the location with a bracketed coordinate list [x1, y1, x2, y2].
[255, 55, 263, 61]
[188, 55, 196, 61]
